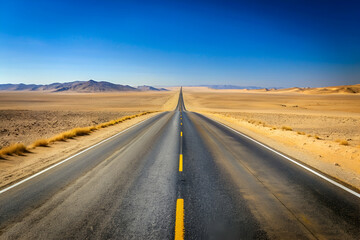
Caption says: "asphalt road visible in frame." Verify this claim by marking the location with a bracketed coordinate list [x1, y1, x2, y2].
[0, 89, 359, 239]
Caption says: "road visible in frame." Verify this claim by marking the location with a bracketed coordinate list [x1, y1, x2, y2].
[0, 89, 359, 239]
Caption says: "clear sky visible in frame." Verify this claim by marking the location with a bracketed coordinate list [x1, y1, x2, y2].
[1, 0, 359, 87]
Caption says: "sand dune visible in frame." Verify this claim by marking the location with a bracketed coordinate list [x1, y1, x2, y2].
[267, 84, 360, 94]
[181, 84, 360, 95]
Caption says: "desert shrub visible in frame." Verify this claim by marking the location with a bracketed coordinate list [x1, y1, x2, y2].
[336, 139, 349, 146]
[48, 134, 66, 143]
[62, 131, 76, 139]
[72, 127, 92, 136]
[314, 135, 320, 139]
[52, 112, 154, 143]
[49, 127, 93, 142]
[282, 126, 293, 131]
[89, 126, 97, 131]
[297, 131, 306, 135]
[0, 143, 28, 156]
[31, 139, 49, 147]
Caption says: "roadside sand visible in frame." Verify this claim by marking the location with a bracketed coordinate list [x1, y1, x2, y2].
[183, 87, 360, 189]
[0, 90, 179, 188]
[0, 110, 138, 148]
[0, 112, 160, 189]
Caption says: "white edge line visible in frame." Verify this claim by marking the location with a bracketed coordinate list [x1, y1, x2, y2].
[202, 114, 360, 199]
[0, 114, 159, 195]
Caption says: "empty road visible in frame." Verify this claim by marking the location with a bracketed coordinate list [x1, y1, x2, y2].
[0, 89, 359, 239]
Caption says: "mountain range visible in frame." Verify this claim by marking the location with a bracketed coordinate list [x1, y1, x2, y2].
[136, 85, 168, 91]
[0, 80, 167, 92]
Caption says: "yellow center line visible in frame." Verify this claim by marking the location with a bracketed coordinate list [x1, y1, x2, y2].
[181, 122, 182, 125]
[180, 131, 183, 137]
[175, 199, 184, 240]
[179, 154, 183, 172]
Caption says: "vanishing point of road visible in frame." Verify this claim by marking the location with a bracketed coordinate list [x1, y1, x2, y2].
[0, 89, 359, 239]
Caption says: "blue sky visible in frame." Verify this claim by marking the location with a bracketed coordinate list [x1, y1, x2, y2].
[0, 0, 359, 87]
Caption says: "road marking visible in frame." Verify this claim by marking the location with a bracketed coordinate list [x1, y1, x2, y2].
[0, 114, 160, 195]
[181, 123, 182, 125]
[212, 119, 360, 198]
[180, 131, 183, 137]
[179, 154, 183, 172]
[181, 118, 182, 120]
[175, 199, 184, 240]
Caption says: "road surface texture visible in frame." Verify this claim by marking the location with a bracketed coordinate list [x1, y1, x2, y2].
[0, 89, 359, 239]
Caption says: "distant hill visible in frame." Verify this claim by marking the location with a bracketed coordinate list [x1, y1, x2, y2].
[0, 80, 163, 92]
[0, 83, 46, 91]
[53, 80, 136, 92]
[137, 85, 168, 91]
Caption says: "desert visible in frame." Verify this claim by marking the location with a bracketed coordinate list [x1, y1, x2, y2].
[1, 1, 360, 238]
[182, 86, 360, 189]
[0, 90, 178, 188]
[0, 91, 176, 148]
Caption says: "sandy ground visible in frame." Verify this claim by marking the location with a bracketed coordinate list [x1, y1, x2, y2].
[0, 91, 177, 112]
[0, 112, 161, 189]
[0, 91, 179, 188]
[0, 91, 178, 148]
[0, 110, 138, 148]
[183, 87, 360, 189]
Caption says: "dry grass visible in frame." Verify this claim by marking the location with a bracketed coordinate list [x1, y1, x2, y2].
[282, 126, 293, 131]
[48, 126, 98, 143]
[336, 139, 349, 146]
[0, 143, 28, 157]
[297, 131, 306, 135]
[0, 111, 155, 158]
[48, 112, 153, 143]
[70, 127, 93, 136]
[48, 133, 70, 143]
[49, 127, 94, 143]
[31, 139, 49, 148]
